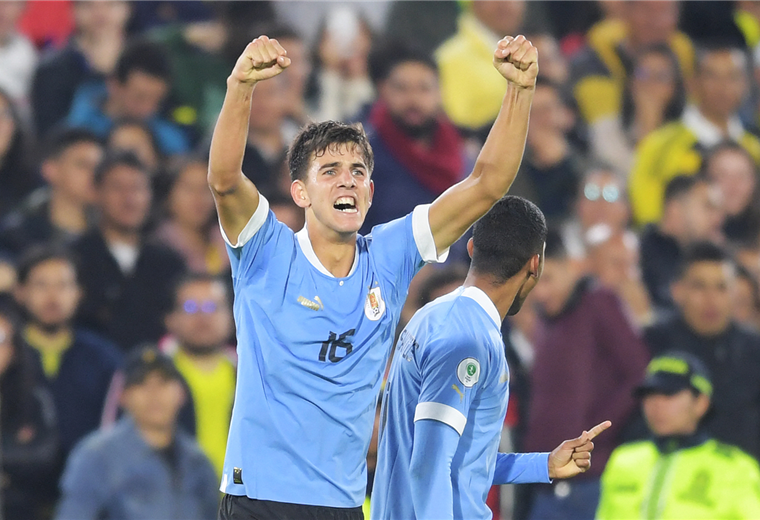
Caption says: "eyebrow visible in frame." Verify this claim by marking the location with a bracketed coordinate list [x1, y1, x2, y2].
[319, 162, 367, 171]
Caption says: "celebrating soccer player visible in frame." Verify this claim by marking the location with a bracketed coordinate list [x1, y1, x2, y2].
[371, 196, 611, 520]
[209, 34, 537, 519]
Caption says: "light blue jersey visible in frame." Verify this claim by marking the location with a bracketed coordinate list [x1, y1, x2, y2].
[219, 196, 447, 507]
[372, 286, 549, 520]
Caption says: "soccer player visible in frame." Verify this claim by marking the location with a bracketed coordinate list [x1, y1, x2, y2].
[371, 196, 611, 520]
[209, 34, 537, 519]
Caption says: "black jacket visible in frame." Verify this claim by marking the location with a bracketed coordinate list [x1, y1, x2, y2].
[73, 230, 186, 352]
[645, 315, 760, 459]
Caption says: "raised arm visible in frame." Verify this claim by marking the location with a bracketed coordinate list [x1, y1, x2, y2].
[428, 36, 538, 254]
[208, 36, 290, 244]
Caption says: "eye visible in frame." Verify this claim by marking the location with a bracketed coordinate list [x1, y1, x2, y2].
[353, 169, 365, 176]
[323, 170, 336, 176]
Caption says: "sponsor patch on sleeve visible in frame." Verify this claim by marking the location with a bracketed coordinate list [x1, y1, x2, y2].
[457, 358, 481, 388]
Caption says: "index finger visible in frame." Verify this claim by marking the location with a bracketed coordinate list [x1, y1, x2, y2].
[270, 38, 288, 57]
[586, 421, 612, 441]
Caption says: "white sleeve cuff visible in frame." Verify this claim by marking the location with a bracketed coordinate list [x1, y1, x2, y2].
[219, 195, 270, 248]
[412, 204, 449, 264]
[414, 402, 466, 435]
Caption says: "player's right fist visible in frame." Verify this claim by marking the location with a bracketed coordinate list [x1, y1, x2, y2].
[231, 35, 291, 85]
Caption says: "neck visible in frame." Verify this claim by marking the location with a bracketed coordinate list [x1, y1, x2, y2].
[697, 106, 731, 133]
[137, 422, 174, 449]
[27, 322, 72, 343]
[102, 223, 140, 246]
[304, 215, 356, 278]
[462, 271, 525, 322]
[179, 346, 223, 372]
[49, 193, 88, 234]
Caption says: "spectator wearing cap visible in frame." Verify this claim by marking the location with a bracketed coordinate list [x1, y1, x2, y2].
[645, 242, 760, 459]
[597, 352, 760, 520]
[55, 346, 218, 520]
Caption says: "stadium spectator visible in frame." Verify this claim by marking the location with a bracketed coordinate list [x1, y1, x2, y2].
[55, 346, 219, 520]
[267, 25, 312, 128]
[162, 274, 235, 478]
[240, 74, 289, 198]
[585, 225, 653, 326]
[597, 352, 760, 520]
[561, 166, 630, 258]
[0, 295, 58, 520]
[383, 1, 460, 57]
[106, 119, 163, 176]
[66, 39, 190, 156]
[602, 44, 687, 177]
[702, 141, 760, 247]
[0, 128, 103, 258]
[629, 44, 760, 225]
[73, 151, 186, 351]
[524, 229, 649, 520]
[436, 0, 526, 135]
[640, 175, 724, 311]
[0, 1, 37, 111]
[32, 0, 131, 138]
[0, 87, 37, 218]
[14, 247, 121, 455]
[308, 7, 375, 123]
[361, 41, 472, 233]
[152, 158, 228, 275]
[509, 77, 581, 223]
[569, 0, 694, 137]
[645, 242, 760, 459]
[734, 264, 760, 331]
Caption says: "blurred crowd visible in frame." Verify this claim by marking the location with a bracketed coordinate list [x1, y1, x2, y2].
[2, 1, 760, 519]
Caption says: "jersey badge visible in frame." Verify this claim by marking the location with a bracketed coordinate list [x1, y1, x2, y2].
[364, 286, 386, 321]
[457, 358, 481, 388]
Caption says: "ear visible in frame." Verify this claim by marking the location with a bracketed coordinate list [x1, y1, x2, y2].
[466, 237, 474, 259]
[528, 253, 541, 278]
[368, 179, 374, 206]
[291, 180, 310, 209]
[695, 393, 710, 419]
[40, 159, 57, 185]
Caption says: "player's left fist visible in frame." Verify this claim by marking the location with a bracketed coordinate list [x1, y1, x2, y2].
[493, 35, 538, 89]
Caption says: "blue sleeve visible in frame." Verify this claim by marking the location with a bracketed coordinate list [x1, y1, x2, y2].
[493, 452, 552, 485]
[55, 443, 108, 520]
[368, 205, 449, 309]
[223, 197, 293, 281]
[415, 332, 488, 435]
[409, 418, 460, 520]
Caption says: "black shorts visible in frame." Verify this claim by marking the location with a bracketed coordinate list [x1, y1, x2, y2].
[218, 494, 364, 520]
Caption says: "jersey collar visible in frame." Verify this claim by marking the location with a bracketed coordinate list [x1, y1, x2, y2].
[461, 286, 501, 328]
[295, 226, 359, 278]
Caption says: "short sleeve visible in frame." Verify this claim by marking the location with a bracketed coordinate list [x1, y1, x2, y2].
[369, 205, 450, 309]
[414, 336, 488, 436]
[221, 196, 293, 280]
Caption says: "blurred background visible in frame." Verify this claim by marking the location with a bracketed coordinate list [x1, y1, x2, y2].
[2, 1, 760, 519]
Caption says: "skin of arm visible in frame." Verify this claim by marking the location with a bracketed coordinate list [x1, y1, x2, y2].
[208, 36, 290, 244]
[428, 35, 538, 254]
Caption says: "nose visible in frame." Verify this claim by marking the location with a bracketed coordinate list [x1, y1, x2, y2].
[337, 168, 356, 189]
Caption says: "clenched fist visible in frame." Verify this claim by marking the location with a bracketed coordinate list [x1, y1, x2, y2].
[493, 35, 538, 89]
[230, 35, 291, 85]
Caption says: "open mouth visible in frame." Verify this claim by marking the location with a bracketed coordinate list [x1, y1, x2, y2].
[334, 197, 358, 213]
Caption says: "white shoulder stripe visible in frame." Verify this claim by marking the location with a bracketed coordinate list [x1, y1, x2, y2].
[412, 204, 450, 264]
[220, 195, 270, 248]
[414, 402, 467, 435]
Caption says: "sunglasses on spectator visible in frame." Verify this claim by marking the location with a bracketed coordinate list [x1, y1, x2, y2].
[182, 300, 219, 314]
[584, 183, 621, 203]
